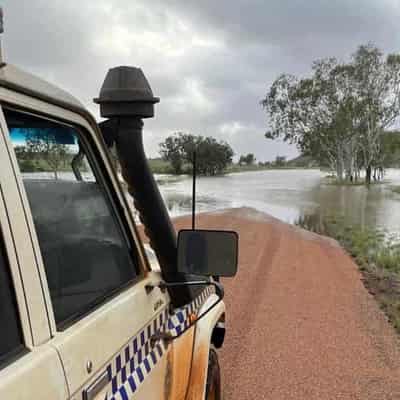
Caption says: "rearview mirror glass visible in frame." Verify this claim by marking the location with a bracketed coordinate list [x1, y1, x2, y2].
[177, 229, 238, 277]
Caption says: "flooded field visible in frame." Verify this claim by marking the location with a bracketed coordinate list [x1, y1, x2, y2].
[24, 168, 400, 235]
[157, 169, 400, 235]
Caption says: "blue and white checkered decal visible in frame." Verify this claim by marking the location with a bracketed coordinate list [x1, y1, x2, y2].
[105, 286, 213, 400]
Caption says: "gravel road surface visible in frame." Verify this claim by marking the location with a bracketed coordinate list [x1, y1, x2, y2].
[174, 208, 400, 399]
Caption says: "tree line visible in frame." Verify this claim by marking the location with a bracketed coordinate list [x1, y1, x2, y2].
[16, 127, 292, 178]
[159, 133, 293, 175]
[159, 132, 234, 175]
[15, 130, 70, 179]
[262, 44, 400, 184]
[13, 129, 89, 179]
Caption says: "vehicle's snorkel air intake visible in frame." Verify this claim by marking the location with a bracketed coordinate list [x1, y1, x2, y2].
[94, 66, 192, 307]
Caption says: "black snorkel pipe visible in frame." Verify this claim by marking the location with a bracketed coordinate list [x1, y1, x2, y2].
[94, 66, 193, 308]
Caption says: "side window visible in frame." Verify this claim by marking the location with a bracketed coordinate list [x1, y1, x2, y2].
[0, 234, 24, 365]
[4, 108, 138, 327]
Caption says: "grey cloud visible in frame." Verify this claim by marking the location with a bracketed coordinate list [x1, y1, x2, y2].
[1, 0, 400, 161]
[158, 1, 399, 47]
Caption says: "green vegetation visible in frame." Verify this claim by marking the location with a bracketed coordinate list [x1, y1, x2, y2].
[238, 153, 256, 166]
[12, 128, 90, 179]
[296, 214, 400, 332]
[226, 163, 316, 174]
[227, 164, 268, 173]
[262, 43, 400, 184]
[322, 175, 386, 186]
[380, 131, 400, 168]
[391, 186, 400, 194]
[149, 153, 320, 176]
[148, 158, 175, 174]
[15, 143, 74, 177]
[159, 132, 234, 176]
[285, 154, 318, 168]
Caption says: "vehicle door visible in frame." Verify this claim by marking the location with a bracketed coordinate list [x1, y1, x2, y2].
[2, 104, 173, 400]
[0, 121, 68, 400]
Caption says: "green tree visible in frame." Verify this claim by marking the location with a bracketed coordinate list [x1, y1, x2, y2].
[275, 156, 287, 167]
[239, 153, 256, 165]
[159, 133, 234, 176]
[352, 44, 400, 183]
[194, 136, 234, 175]
[262, 59, 359, 180]
[262, 43, 400, 183]
[25, 129, 68, 179]
[379, 131, 400, 168]
[159, 132, 187, 174]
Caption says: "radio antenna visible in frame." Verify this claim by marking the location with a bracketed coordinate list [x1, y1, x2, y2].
[191, 150, 197, 230]
[0, 8, 4, 66]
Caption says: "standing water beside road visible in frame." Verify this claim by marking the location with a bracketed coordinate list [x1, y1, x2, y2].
[162, 168, 400, 338]
[157, 168, 400, 237]
[25, 168, 400, 236]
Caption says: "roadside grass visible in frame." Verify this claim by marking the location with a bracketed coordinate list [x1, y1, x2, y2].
[391, 185, 400, 194]
[226, 164, 271, 173]
[148, 159, 319, 176]
[296, 214, 400, 333]
[227, 164, 318, 173]
[155, 175, 186, 185]
[148, 158, 174, 174]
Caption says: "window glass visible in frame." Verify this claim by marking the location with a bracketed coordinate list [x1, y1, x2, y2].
[4, 109, 138, 326]
[0, 234, 24, 364]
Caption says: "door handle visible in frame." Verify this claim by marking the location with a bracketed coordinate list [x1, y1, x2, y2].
[83, 371, 109, 400]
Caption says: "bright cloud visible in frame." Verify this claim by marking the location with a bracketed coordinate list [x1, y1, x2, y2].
[2, 0, 400, 160]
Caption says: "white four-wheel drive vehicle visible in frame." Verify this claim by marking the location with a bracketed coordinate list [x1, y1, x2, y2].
[0, 53, 238, 399]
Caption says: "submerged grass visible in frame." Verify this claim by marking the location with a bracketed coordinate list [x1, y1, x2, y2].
[322, 176, 386, 186]
[296, 214, 400, 333]
[148, 158, 175, 174]
[148, 158, 319, 176]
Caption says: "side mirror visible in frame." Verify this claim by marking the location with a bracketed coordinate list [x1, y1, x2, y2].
[177, 229, 238, 277]
[146, 230, 238, 344]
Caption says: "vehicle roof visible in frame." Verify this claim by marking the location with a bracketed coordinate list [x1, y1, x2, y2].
[0, 63, 88, 115]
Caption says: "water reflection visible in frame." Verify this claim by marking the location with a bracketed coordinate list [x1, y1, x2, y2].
[157, 169, 400, 235]
[308, 175, 400, 233]
[164, 193, 231, 216]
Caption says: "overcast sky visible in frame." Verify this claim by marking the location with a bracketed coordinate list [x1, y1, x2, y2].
[2, 0, 400, 160]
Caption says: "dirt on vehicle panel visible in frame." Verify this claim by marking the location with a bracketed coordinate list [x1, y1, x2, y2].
[166, 327, 195, 400]
[174, 207, 400, 400]
[184, 344, 208, 400]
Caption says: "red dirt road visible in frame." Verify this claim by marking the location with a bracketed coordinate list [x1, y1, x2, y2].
[174, 208, 400, 399]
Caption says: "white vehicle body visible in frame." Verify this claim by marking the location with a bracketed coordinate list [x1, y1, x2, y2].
[0, 64, 226, 400]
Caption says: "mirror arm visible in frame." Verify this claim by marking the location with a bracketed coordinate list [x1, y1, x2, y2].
[148, 280, 224, 345]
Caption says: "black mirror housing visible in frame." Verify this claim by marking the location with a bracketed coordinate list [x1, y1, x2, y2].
[177, 229, 239, 277]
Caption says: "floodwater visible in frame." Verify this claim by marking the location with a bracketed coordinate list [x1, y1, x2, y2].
[25, 168, 400, 235]
[157, 169, 400, 235]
